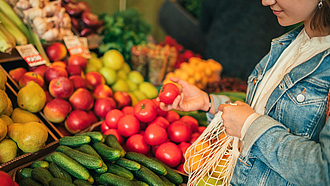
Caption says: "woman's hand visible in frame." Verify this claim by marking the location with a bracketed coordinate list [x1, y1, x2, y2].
[158, 77, 209, 112]
[218, 101, 255, 138]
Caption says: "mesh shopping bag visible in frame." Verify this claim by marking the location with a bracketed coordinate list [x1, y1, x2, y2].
[184, 111, 240, 186]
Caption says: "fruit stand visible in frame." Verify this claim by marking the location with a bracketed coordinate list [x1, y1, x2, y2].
[0, 0, 248, 185]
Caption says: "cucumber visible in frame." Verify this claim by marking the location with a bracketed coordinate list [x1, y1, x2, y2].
[48, 162, 72, 183]
[31, 167, 54, 186]
[159, 175, 175, 186]
[31, 160, 50, 169]
[75, 132, 104, 143]
[43, 155, 53, 162]
[100, 173, 134, 186]
[51, 152, 91, 181]
[105, 134, 126, 157]
[59, 136, 91, 147]
[56, 145, 71, 152]
[106, 163, 134, 180]
[133, 166, 166, 186]
[149, 157, 183, 185]
[19, 177, 43, 186]
[57, 145, 103, 169]
[49, 178, 75, 186]
[73, 179, 93, 186]
[19, 168, 33, 179]
[125, 152, 167, 175]
[132, 180, 149, 186]
[77, 144, 108, 173]
[115, 157, 141, 171]
[92, 142, 121, 162]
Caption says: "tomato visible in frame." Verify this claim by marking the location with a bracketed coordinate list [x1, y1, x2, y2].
[126, 134, 150, 154]
[198, 126, 207, 134]
[176, 163, 185, 173]
[178, 141, 191, 163]
[152, 99, 168, 116]
[167, 121, 192, 143]
[158, 83, 180, 104]
[148, 116, 170, 129]
[117, 115, 140, 137]
[0, 171, 15, 186]
[155, 142, 182, 167]
[105, 109, 124, 129]
[100, 120, 110, 133]
[180, 115, 199, 133]
[134, 99, 157, 123]
[190, 132, 200, 144]
[165, 110, 180, 123]
[121, 106, 134, 115]
[103, 129, 124, 144]
[144, 124, 167, 146]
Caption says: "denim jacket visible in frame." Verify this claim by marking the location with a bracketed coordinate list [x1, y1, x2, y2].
[210, 25, 330, 185]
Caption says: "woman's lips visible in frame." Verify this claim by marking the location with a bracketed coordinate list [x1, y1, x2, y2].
[272, 10, 282, 15]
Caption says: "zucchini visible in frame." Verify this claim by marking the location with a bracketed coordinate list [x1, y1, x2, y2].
[100, 173, 134, 186]
[73, 179, 92, 186]
[105, 134, 126, 157]
[19, 168, 33, 179]
[31, 160, 49, 169]
[75, 132, 104, 143]
[59, 136, 91, 147]
[106, 163, 134, 180]
[48, 162, 72, 183]
[92, 142, 121, 162]
[31, 167, 54, 186]
[149, 157, 183, 185]
[115, 157, 141, 171]
[19, 177, 43, 186]
[125, 152, 167, 175]
[133, 165, 166, 186]
[48, 178, 75, 186]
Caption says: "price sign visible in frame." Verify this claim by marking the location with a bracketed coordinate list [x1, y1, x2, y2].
[79, 37, 91, 59]
[64, 36, 85, 56]
[16, 44, 46, 67]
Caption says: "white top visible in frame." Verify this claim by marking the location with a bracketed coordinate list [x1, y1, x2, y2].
[240, 29, 330, 140]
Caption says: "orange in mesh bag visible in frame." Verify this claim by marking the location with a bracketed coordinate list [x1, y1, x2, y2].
[184, 111, 240, 186]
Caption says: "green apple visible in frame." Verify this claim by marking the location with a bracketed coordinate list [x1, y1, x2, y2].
[99, 67, 117, 85]
[197, 175, 223, 186]
[117, 70, 127, 80]
[128, 92, 138, 106]
[102, 49, 124, 70]
[126, 79, 138, 91]
[132, 90, 147, 101]
[122, 62, 131, 73]
[88, 57, 103, 70]
[111, 79, 129, 92]
[128, 71, 144, 85]
[139, 82, 158, 99]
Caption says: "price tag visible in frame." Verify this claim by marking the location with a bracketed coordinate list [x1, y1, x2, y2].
[79, 37, 91, 59]
[63, 36, 85, 56]
[16, 44, 46, 67]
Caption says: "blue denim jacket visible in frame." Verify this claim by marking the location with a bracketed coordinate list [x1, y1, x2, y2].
[210, 25, 330, 185]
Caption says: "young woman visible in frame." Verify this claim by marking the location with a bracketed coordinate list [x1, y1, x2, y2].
[160, 0, 330, 185]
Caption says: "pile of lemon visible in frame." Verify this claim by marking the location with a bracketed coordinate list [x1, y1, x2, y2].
[163, 57, 223, 90]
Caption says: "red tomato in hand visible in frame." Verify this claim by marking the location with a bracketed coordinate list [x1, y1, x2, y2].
[134, 99, 157, 123]
[167, 121, 192, 143]
[155, 142, 182, 167]
[105, 109, 124, 129]
[144, 124, 167, 146]
[126, 134, 150, 154]
[117, 115, 140, 137]
[158, 83, 180, 104]
[0, 171, 15, 186]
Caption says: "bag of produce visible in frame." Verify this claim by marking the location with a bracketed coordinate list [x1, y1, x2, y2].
[184, 111, 240, 186]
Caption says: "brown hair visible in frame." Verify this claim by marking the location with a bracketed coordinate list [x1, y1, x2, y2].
[311, 0, 330, 33]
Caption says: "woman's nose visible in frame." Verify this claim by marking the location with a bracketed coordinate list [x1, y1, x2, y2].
[262, 0, 276, 6]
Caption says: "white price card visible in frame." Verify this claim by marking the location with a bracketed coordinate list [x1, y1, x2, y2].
[16, 44, 46, 67]
[79, 37, 91, 59]
[63, 36, 84, 56]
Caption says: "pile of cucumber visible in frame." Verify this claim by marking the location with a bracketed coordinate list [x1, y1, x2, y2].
[18, 132, 183, 186]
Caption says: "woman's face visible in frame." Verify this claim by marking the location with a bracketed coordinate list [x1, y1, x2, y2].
[262, 0, 319, 26]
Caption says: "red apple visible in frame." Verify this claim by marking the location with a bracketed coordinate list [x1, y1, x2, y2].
[46, 42, 67, 61]
[9, 67, 27, 83]
[18, 72, 44, 88]
[93, 97, 117, 118]
[66, 65, 82, 76]
[152, 99, 168, 116]
[87, 110, 98, 124]
[44, 66, 68, 83]
[68, 55, 88, 69]
[148, 116, 170, 129]
[104, 109, 124, 129]
[69, 88, 94, 111]
[69, 75, 87, 90]
[180, 115, 199, 133]
[93, 84, 113, 99]
[121, 106, 134, 115]
[29, 65, 48, 78]
[51, 61, 67, 68]
[65, 110, 92, 134]
[165, 110, 180, 123]
[101, 120, 110, 133]
[103, 129, 124, 144]
[113, 91, 132, 110]
[48, 77, 74, 98]
[44, 90, 53, 103]
[43, 98, 72, 123]
[85, 71, 105, 90]
[56, 125, 72, 136]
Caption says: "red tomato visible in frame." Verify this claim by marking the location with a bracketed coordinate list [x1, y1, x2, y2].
[126, 134, 150, 154]
[140, 122, 148, 130]
[180, 115, 199, 133]
[144, 124, 167, 146]
[198, 126, 207, 134]
[117, 115, 140, 137]
[158, 83, 180, 104]
[103, 129, 124, 144]
[167, 121, 192, 143]
[0, 171, 15, 186]
[101, 120, 110, 133]
[148, 116, 170, 129]
[152, 99, 168, 116]
[105, 109, 124, 129]
[155, 142, 182, 167]
[178, 141, 191, 163]
[190, 132, 200, 144]
[134, 99, 157, 123]
[176, 163, 185, 173]
[165, 110, 180, 123]
[121, 106, 134, 115]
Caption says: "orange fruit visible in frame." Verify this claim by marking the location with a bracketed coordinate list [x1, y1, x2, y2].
[185, 154, 205, 172]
